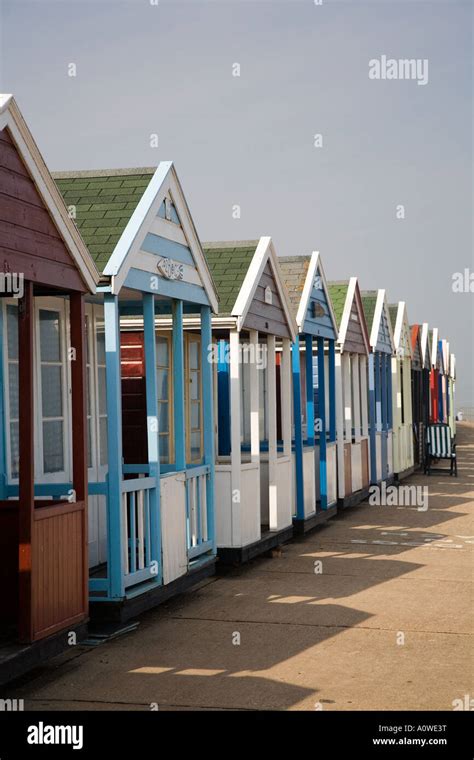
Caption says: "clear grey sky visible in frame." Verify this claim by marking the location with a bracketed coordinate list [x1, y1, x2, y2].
[1, 0, 472, 406]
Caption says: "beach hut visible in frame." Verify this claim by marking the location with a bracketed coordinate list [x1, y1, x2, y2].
[54, 163, 219, 621]
[328, 279, 371, 507]
[0, 95, 99, 682]
[440, 339, 450, 424]
[361, 290, 395, 486]
[202, 238, 297, 563]
[279, 253, 338, 533]
[389, 302, 414, 480]
[412, 323, 432, 469]
[429, 328, 441, 423]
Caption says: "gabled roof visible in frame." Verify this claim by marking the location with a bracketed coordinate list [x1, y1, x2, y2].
[410, 324, 424, 370]
[389, 302, 412, 358]
[430, 328, 440, 368]
[205, 237, 297, 340]
[327, 282, 350, 327]
[329, 278, 370, 354]
[361, 289, 394, 353]
[203, 241, 258, 316]
[55, 162, 218, 310]
[278, 252, 338, 336]
[0, 94, 99, 292]
[420, 322, 430, 369]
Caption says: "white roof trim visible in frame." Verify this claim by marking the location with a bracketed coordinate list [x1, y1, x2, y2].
[295, 251, 338, 335]
[420, 322, 430, 369]
[0, 95, 99, 293]
[392, 302, 412, 359]
[232, 236, 297, 340]
[369, 289, 395, 352]
[104, 161, 218, 312]
[430, 327, 439, 367]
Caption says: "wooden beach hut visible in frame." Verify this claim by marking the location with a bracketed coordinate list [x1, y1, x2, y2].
[0, 95, 99, 682]
[388, 302, 414, 480]
[328, 279, 371, 507]
[361, 290, 395, 486]
[429, 327, 441, 423]
[412, 323, 431, 469]
[279, 253, 338, 533]
[202, 238, 297, 563]
[54, 163, 219, 621]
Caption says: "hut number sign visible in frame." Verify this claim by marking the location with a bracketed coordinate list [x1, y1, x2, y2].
[157, 257, 184, 280]
[264, 286, 273, 305]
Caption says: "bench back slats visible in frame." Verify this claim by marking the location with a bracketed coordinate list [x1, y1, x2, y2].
[427, 424, 452, 458]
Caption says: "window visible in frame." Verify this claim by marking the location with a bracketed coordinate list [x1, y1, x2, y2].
[38, 309, 65, 474]
[185, 334, 202, 463]
[156, 332, 172, 464]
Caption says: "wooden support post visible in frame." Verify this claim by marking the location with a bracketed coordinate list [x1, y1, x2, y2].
[360, 355, 369, 438]
[335, 350, 345, 500]
[368, 352, 377, 485]
[201, 306, 215, 552]
[229, 330, 242, 544]
[267, 335, 278, 530]
[380, 353, 388, 478]
[317, 337, 327, 509]
[281, 338, 292, 458]
[292, 336, 304, 520]
[249, 330, 260, 465]
[104, 293, 125, 599]
[172, 300, 186, 471]
[69, 291, 88, 611]
[143, 293, 162, 581]
[18, 280, 34, 642]
[353, 354, 361, 442]
[305, 335, 314, 445]
[328, 339, 336, 442]
[343, 354, 352, 442]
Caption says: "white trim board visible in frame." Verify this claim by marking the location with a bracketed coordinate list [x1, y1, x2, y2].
[0, 94, 99, 293]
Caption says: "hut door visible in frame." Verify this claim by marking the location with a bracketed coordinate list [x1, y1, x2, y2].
[185, 334, 203, 464]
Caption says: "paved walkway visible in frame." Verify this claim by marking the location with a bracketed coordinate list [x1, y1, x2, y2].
[10, 425, 474, 710]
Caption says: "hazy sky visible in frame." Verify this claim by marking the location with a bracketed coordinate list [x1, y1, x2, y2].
[1, 0, 472, 405]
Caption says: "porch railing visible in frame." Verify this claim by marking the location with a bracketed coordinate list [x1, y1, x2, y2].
[186, 465, 212, 561]
[121, 473, 157, 589]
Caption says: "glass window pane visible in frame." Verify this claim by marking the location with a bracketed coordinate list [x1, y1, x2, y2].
[157, 369, 169, 401]
[99, 417, 108, 466]
[191, 402, 200, 430]
[189, 340, 200, 370]
[190, 370, 200, 401]
[190, 431, 201, 462]
[41, 365, 63, 417]
[43, 420, 64, 473]
[7, 305, 18, 360]
[10, 421, 19, 479]
[8, 363, 19, 420]
[158, 401, 169, 433]
[159, 434, 169, 464]
[98, 367, 107, 416]
[39, 310, 61, 362]
[156, 336, 169, 367]
[96, 325, 106, 365]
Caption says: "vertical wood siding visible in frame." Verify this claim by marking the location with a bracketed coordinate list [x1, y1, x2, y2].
[243, 262, 290, 338]
[344, 300, 367, 354]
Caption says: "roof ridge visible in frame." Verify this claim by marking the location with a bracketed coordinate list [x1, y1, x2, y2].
[52, 167, 157, 179]
[203, 240, 259, 249]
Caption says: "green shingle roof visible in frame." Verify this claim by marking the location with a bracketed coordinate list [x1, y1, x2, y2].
[361, 290, 378, 333]
[278, 256, 311, 316]
[388, 305, 399, 331]
[327, 281, 349, 327]
[202, 241, 258, 316]
[53, 168, 156, 272]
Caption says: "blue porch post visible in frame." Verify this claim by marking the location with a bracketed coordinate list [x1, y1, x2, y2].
[381, 353, 388, 479]
[328, 339, 336, 442]
[201, 305, 216, 553]
[143, 293, 162, 583]
[387, 354, 393, 430]
[317, 337, 327, 509]
[368, 352, 377, 484]
[172, 300, 186, 470]
[217, 340, 231, 456]
[104, 293, 125, 599]
[292, 336, 304, 520]
[305, 334, 315, 445]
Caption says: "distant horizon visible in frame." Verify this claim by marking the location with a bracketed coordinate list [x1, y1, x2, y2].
[0, 0, 472, 405]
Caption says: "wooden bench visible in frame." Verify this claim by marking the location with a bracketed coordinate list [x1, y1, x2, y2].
[424, 424, 457, 476]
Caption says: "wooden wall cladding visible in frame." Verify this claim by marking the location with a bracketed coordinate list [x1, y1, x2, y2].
[344, 443, 352, 497]
[32, 501, 86, 640]
[361, 438, 369, 488]
[0, 128, 85, 292]
[243, 262, 291, 338]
